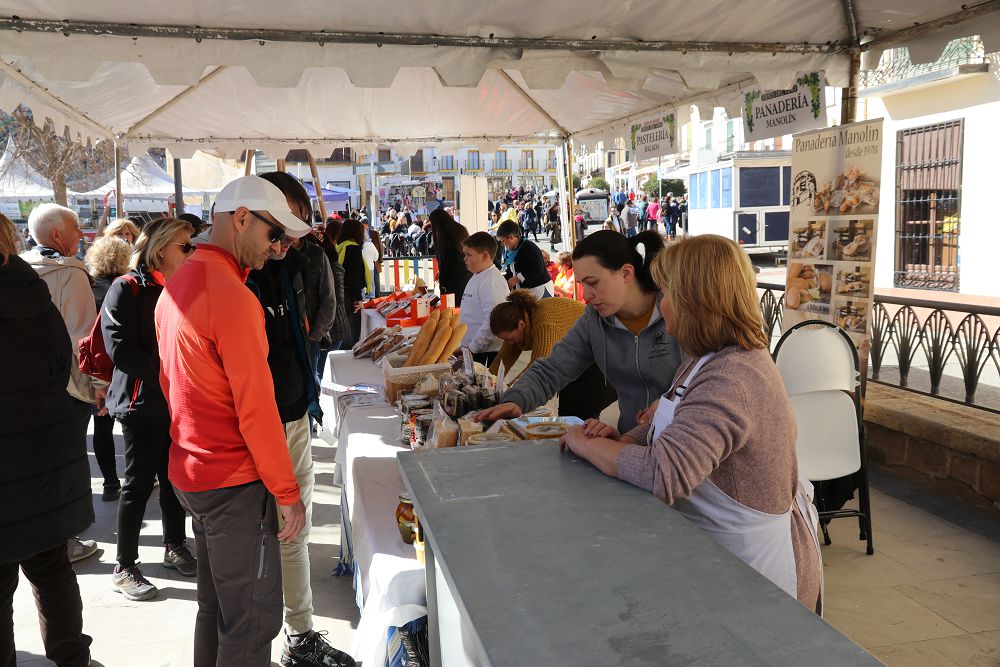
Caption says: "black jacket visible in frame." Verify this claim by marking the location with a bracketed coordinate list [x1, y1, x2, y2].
[247, 248, 321, 424]
[0, 256, 94, 563]
[504, 239, 550, 289]
[324, 247, 351, 344]
[298, 237, 337, 344]
[437, 246, 472, 305]
[102, 267, 170, 424]
[340, 243, 367, 305]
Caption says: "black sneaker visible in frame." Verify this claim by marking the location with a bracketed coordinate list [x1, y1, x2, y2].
[163, 542, 197, 577]
[280, 630, 356, 667]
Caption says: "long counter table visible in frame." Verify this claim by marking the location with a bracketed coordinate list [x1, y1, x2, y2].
[399, 444, 879, 667]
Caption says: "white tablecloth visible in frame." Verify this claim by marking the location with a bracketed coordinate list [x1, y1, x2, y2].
[321, 352, 426, 663]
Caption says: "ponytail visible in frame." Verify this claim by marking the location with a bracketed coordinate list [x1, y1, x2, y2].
[490, 289, 539, 335]
[572, 229, 664, 293]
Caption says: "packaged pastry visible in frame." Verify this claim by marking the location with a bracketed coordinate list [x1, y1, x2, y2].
[524, 422, 568, 439]
[467, 432, 516, 446]
[458, 416, 483, 445]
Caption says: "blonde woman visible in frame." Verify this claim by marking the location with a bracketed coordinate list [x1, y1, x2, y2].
[561, 234, 823, 613]
[84, 235, 132, 500]
[101, 217, 197, 601]
[102, 218, 141, 245]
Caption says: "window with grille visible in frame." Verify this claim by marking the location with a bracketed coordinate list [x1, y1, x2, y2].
[548, 150, 557, 170]
[441, 155, 454, 171]
[726, 120, 736, 152]
[894, 120, 963, 291]
[468, 150, 481, 170]
[522, 150, 535, 170]
[495, 150, 509, 170]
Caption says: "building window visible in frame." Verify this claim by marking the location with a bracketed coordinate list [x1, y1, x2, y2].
[377, 149, 391, 163]
[495, 150, 508, 170]
[548, 149, 557, 170]
[726, 120, 736, 153]
[705, 127, 713, 150]
[894, 119, 963, 291]
[441, 155, 455, 171]
[468, 150, 481, 170]
[410, 149, 425, 173]
[522, 150, 535, 170]
[330, 147, 353, 162]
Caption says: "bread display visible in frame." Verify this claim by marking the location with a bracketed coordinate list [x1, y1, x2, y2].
[418, 320, 455, 366]
[404, 310, 442, 367]
[436, 323, 468, 363]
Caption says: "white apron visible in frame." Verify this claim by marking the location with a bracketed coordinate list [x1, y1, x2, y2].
[650, 354, 823, 607]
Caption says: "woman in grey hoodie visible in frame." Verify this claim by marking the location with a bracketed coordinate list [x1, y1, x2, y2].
[477, 230, 681, 433]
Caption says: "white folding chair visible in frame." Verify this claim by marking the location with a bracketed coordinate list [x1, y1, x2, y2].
[774, 320, 874, 555]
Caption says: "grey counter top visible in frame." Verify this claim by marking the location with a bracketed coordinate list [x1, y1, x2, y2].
[398, 443, 879, 667]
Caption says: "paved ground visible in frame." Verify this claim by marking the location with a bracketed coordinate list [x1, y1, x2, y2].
[10, 419, 1000, 665]
[10, 421, 358, 666]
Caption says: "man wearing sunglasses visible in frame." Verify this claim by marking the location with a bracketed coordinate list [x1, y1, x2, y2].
[154, 175, 313, 666]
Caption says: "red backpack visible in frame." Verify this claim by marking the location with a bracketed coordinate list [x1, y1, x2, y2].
[79, 274, 140, 382]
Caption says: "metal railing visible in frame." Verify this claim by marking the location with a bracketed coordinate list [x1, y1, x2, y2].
[860, 37, 986, 89]
[757, 282, 1000, 413]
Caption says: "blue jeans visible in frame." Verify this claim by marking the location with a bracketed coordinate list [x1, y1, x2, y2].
[310, 340, 340, 383]
[625, 227, 637, 238]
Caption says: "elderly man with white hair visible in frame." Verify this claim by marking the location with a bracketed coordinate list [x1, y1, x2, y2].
[21, 203, 101, 564]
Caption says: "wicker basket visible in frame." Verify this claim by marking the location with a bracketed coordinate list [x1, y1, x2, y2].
[381, 355, 452, 402]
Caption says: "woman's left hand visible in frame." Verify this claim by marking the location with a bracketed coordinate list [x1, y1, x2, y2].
[559, 425, 590, 455]
[354, 300, 363, 313]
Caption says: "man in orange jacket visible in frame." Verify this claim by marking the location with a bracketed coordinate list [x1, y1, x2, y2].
[155, 176, 313, 666]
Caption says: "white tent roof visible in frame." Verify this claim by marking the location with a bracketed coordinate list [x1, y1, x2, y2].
[0, 2, 995, 155]
[0, 138, 54, 199]
[78, 154, 206, 199]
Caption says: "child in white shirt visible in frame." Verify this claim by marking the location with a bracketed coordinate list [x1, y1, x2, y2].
[460, 232, 510, 366]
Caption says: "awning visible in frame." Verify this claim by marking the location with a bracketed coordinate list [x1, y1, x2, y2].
[0, 2, 994, 154]
[303, 181, 350, 202]
[77, 154, 209, 198]
[0, 138, 55, 199]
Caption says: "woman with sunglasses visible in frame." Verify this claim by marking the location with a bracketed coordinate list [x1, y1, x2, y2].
[101, 217, 198, 601]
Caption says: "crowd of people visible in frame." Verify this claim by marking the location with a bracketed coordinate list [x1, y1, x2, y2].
[1, 174, 359, 666]
[0, 169, 822, 666]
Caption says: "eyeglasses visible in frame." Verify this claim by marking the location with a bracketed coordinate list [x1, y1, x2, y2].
[248, 210, 288, 244]
[172, 242, 197, 254]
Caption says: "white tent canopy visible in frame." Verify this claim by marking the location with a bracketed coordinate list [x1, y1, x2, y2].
[0, 1, 995, 155]
[78, 154, 207, 199]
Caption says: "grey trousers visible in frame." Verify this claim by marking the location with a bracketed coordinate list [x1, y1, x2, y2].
[176, 481, 283, 667]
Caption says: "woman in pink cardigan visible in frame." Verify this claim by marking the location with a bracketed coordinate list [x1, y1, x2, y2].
[561, 234, 823, 613]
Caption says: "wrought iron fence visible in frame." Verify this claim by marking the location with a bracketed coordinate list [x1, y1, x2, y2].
[757, 282, 1000, 414]
[860, 36, 986, 89]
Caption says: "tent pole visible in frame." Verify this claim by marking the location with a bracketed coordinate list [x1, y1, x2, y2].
[114, 141, 123, 218]
[841, 50, 861, 125]
[566, 140, 577, 248]
[306, 150, 327, 222]
[173, 157, 185, 215]
[244, 149, 254, 175]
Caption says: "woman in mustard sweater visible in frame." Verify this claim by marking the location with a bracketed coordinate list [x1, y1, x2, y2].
[488, 290, 615, 420]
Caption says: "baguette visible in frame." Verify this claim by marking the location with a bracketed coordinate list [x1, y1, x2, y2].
[404, 310, 441, 366]
[419, 320, 454, 365]
[436, 323, 467, 363]
[438, 307, 453, 328]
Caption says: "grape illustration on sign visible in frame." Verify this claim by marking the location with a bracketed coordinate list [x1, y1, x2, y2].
[743, 72, 827, 143]
[630, 111, 678, 160]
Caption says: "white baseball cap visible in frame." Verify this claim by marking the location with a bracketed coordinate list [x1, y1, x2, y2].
[213, 175, 312, 239]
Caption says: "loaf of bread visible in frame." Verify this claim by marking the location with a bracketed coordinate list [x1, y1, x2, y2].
[436, 323, 467, 363]
[352, 326, 385, 353]
[419, 320, 454, 365]
[404, 310, 441, 367]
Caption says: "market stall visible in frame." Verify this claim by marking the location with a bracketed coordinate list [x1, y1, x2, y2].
[322, 300, 880, 666]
